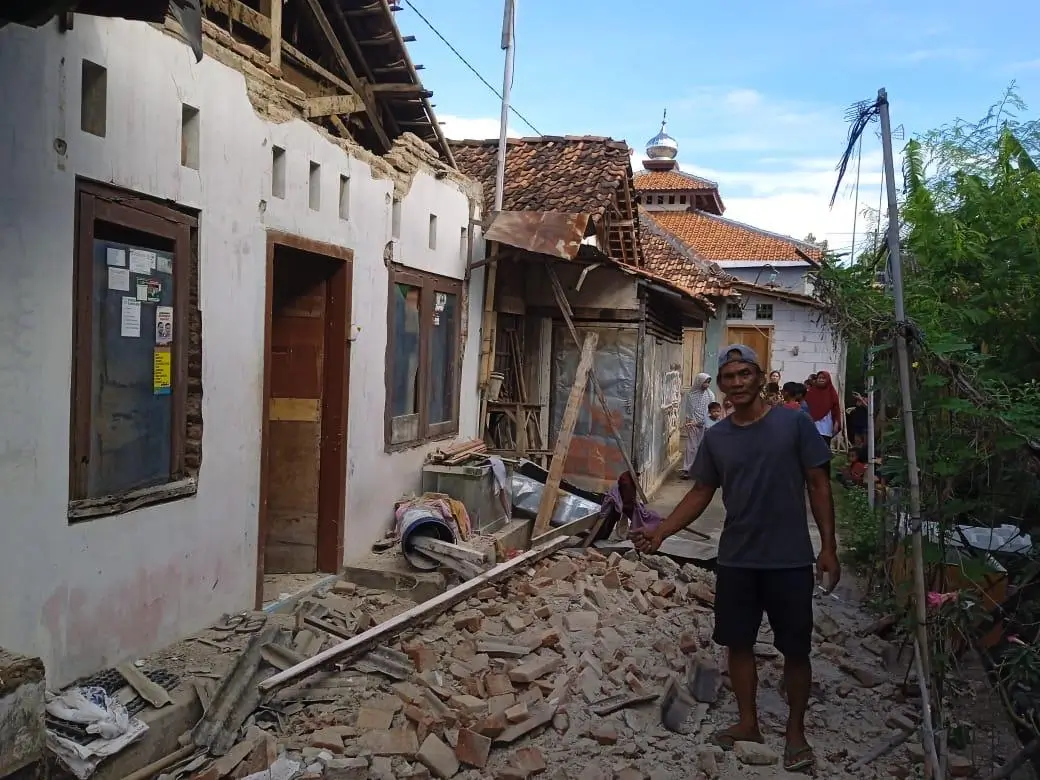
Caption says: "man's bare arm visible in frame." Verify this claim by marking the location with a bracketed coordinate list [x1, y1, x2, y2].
[656, 482, 717, 540]
[806, 466, 836, 553]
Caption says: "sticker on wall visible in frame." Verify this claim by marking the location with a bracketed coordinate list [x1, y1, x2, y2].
[155, 255, 173, 275]
[434, 292, 447, 313]
[155, 306, 174, 346]
[120, 297, 141, 338]
[107, 266, 130, 291]
[128, 248, 156, 275]
[433, 315, 441, 326]
[153, 347, 172, 396]
[106, 247, 127, 267]
[136, 278, 162, 304]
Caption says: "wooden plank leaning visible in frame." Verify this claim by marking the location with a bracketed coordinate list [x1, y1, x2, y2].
[257, 535, 573, 695]
[532, 333, 598, 539]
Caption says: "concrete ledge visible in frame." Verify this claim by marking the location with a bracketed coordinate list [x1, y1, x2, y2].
[493, 518, 533, 555]
[93, 684, 201, 780]
[341, 552, 446, 603]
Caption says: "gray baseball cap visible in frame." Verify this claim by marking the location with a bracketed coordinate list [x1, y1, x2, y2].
[718, 344, 761, 372]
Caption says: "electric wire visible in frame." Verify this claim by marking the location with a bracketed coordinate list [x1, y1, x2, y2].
[402, 0, 543, 136]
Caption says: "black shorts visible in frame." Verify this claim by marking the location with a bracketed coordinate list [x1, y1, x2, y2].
[712, 565, 814, 659]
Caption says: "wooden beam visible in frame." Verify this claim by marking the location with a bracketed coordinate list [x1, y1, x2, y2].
[283, 43, 353, 94]
[204, 0, 269, 36]
[532, 333, 598, 539]
[301, 0, 391, 150]
[258, 535, 573, 694]
[269, 0, 282, 70]
[304, 93, 364, 118]
[370, 83, 432, 96]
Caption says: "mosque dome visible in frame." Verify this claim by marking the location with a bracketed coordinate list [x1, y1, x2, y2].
[645, 109, 678, 160]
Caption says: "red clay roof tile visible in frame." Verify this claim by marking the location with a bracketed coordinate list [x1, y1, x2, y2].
[649, 210, 823, 264]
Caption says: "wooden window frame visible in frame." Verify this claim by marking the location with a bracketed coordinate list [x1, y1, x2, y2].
[384, 264, 463, 451]
[726, 302, 744, 320]
[69, 179, 200, 521]
[755, 303, 774, 321]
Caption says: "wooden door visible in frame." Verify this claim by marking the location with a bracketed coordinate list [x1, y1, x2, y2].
[725, 325, 772, 369]
[682, 328, 705, 388]
[266, 257, 329, 573]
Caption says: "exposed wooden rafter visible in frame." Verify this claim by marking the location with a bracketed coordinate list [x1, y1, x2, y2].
[301, 0, 391, 150]
[304, 93, 365, 118]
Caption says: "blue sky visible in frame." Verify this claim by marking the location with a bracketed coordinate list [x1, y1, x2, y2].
[401, 0, 1040, 256]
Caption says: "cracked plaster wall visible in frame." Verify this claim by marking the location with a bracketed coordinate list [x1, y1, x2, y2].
[0, 15, 482, 686]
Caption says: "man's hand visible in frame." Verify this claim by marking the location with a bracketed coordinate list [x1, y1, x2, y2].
[816, 547, 841, 593]
[631, 527, 665, 554]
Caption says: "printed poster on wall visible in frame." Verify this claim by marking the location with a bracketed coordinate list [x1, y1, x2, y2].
[120, 297, 141, 338]
[106, 247, 127, 267]
[136, 278, 162, 303]
[155, 306, 174, 346]
[107, 267, 130, 291]
[153, 348, 172, 396]
[128, 249, 156, 275]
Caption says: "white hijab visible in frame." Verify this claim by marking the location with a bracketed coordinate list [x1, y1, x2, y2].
[685, 372, 715, 423]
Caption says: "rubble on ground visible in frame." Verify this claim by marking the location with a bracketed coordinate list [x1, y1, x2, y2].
[61, 548, 1007, 779]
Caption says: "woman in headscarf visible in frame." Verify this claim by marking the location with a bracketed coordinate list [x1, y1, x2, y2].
[681, 373, 715, 479]
[805, 370, 843, 445]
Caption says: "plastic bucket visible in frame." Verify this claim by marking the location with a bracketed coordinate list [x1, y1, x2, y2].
[400, 508, 457, 571]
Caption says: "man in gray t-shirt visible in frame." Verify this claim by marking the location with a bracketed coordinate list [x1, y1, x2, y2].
[632, 345, 838, 774]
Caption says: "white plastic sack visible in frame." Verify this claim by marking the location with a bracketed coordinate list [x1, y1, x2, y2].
[45, 686, 147, 779]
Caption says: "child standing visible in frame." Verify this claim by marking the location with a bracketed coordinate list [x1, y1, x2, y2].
[705, 401, 723, 428]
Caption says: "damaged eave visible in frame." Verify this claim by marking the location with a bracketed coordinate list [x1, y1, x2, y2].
[3, 1, 204, 62]
[732, 281, 823, 308]
[483, 211, 593, 261]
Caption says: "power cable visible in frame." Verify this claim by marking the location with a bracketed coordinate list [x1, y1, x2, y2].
[402, 0, 543, 136]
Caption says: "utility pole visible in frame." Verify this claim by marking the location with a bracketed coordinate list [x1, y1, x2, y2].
[878, 87, 942, 779]
[478, 0, 517, 436]
[494, 0, 515, 211]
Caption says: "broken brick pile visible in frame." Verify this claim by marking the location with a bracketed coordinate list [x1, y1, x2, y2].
[149, 548, 995, 780]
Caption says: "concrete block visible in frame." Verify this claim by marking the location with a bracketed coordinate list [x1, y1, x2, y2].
[0, 649, 45, 778]
[417, 734, 458, 779]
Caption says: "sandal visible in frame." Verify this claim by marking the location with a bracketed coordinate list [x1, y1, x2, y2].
[709, 727, 764, 751]
[784, 742, 816, 772]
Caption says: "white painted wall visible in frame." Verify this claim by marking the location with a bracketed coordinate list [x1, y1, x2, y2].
[724, 293, 843, 390]
[0, 17, 481, 685]
[720, 264, 813, 295]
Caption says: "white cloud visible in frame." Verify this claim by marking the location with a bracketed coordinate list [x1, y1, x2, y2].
[891, 47, 982, 65]
[438, 114, 523, 141]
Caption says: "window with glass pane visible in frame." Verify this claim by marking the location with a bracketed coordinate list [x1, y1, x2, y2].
[427, 291, 458, 427]
[70, 181, 201, 521]
[385, 267, 462, 448]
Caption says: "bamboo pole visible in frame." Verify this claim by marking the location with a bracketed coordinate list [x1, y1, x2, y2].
[878, 87, 942, 778]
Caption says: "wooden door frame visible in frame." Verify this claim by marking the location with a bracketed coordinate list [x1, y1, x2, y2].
[725, 324, 774, 369]
[256, 231, 353, 608]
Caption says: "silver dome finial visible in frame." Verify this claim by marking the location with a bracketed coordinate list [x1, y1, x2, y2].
[645, 108, 678, 160]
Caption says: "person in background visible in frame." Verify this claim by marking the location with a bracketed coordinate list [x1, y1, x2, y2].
[681, 372, 715, 479]
[722, 398, 735, 418]
[706, 401, 724, 428]
[847, 392, 869, 448]
[599, 471, 662, 540]
[805, 373, 817, 390]
[769, 370, 782, 387]
[763, 382, 782, 407]
[781, 382, 808, 415]
[838, 447, 868, 488]
[805, 371, 843, 446]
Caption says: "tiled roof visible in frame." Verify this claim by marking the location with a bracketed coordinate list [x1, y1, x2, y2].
[634, 170, 718, 192]
[638, 212, 735, 303]
[449, 136, 633, 216]
[649, 210, 823, 265]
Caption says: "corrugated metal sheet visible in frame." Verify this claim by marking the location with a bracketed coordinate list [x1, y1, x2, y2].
[485, 211, 592, 261]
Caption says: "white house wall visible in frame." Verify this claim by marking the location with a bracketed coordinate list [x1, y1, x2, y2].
[724, 294, 843, 389]
[720, 264, 813, 296]
[0, 17, 481, 685]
